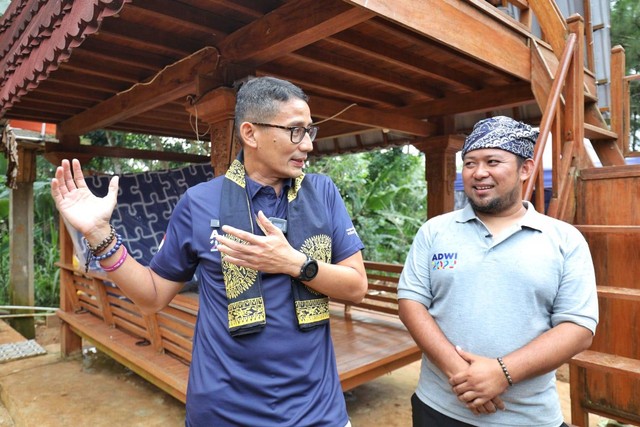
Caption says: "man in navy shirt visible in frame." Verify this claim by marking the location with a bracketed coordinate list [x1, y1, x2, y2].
[51, 76, 368, 426]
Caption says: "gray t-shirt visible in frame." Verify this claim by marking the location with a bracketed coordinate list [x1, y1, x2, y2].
[398, 202, 598, 427]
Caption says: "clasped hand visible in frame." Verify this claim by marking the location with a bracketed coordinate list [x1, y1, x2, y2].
[449, 346, 508, 415]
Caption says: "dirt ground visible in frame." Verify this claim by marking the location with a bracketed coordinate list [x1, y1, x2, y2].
[0, 318, 614, 426]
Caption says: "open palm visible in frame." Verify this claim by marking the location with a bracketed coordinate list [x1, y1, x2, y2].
[50, 159, 119, 235]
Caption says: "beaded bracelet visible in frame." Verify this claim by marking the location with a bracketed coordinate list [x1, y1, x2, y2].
[84, 234, 122, 272]
[497, 357, 513, 386]
[100, 245, 128, 272]
[83, 225, 116, 254]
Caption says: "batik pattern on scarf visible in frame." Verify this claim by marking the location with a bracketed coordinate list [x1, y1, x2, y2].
[221, 155, 332, 335]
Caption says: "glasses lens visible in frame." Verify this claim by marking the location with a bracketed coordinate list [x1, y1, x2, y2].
[291, 127, 304, 143]
[308, 126, 318, 142]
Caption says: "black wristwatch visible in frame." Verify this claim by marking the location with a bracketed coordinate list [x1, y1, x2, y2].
[297, 255, 319, 281]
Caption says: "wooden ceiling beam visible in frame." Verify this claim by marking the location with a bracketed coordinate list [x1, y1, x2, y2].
[47, 73, 131, 94]
[309, 96, 435, 136]
[256, 66, 403, 108]
[98, 19, 200, 57]
[35, 82, 111, 101]
[59, 56, 147, 84]
[218, 0, 375, 68]
[290, 46, 443, 99]
[58, 47, 221, 136]
[53, 0, 373, 137]
[343, 0, 531, 80]
[326, 31, 480, 91]
[45, 142, 209, 163]
[125, 0, 233, 38]
[77, 39, 173, 71]
[397, 82, 534, 118]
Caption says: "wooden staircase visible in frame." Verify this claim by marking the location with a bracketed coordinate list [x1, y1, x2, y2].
[525, 2, 640, 425]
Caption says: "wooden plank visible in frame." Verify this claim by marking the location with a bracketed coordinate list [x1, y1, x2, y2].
[57, 310, 189, 403]
[597, 286, 640, 302]
[398, 82, 533, 118]
[528, 0, 568, 60]
[571, 351, 640, 378]
[343, 0, 531, 80]
[309, 97, 436, 136]
[218, 0, 374, 68]
[45, 142, 209, 163]
[58, 47, 221, 136]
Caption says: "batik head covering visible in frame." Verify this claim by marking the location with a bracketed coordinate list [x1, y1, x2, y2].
[461, 116, 538, 159]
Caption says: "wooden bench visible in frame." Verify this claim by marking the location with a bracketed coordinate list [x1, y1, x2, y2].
[56, 260, 420, 403]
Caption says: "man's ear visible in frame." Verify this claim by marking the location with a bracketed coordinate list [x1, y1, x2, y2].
[520, 158, 535, 181]
[239, 122, 258, 148]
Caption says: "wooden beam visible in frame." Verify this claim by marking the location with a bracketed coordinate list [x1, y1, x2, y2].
[57, 1, 373, 137]
[309, 97, 435, 136]
[342, 0, 531, 80]
[44, 142, 209, 163]
[397, 82, 534, 118]
[58, 47, 221, 136]
[326, 31, 480, 91]
[218, 0, 375, 68]
[290, 46, 443, 99]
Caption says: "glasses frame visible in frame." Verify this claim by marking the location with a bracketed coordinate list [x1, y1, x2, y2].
[251, 122, 319, 144]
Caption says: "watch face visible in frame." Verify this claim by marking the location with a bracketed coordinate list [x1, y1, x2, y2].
[300, 258, 318, 281]
[304, 261, 318, 279]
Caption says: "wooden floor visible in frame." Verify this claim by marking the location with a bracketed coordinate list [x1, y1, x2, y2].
[330, 303, 421, 391]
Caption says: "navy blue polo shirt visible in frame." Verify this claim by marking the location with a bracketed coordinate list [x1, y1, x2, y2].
[150, 173, 364, 427]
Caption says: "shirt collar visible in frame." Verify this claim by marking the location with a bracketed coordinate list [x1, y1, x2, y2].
[245, 175, 293, 200]
[456, 200, 544, 232]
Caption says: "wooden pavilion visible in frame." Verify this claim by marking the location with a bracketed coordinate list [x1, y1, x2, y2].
[1, 1, 639, 425]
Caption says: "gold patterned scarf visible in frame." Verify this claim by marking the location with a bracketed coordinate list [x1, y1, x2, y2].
[220, 154, 332, 336]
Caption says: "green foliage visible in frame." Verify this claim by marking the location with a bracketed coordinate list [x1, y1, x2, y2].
[307, 147, 426, 264]
[611, 0, 640, 151]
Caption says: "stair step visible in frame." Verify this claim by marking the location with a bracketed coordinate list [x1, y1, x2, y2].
[584, 123, 617, 140]
[575, 225, 640, 233]
[584, 91, 598, 103]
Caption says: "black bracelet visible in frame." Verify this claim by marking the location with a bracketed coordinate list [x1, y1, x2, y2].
[497, 357, 513, 386]
[84, 234, 122, 273]
[83, 225, 116, 254]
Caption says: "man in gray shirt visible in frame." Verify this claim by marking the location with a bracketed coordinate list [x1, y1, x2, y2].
[398, 116, 598, 427]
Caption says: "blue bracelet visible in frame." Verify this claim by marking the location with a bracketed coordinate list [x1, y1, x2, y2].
[94, 235, 123, 261]
[85, 235, 123, 272]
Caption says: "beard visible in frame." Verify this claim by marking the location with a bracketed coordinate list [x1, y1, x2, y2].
[467, 184, 521, 215]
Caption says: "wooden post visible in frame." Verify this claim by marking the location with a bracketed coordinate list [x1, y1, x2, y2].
[565, 16, 588, 169]
[58, 216, 82, 357]
[610, 45, 626, 154]
[414, 135, 464, 219]
[185, 87, 239, 177]
[9, 143, 38, 338]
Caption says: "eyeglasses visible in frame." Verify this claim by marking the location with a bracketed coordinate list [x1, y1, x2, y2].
[251, 122, 319, 144]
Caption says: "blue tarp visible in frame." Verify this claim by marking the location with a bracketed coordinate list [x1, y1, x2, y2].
[73, 163, 214, 269]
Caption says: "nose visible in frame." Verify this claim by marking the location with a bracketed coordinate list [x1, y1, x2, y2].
[472, 163, 489, 179]
[298, 134, 314, 152]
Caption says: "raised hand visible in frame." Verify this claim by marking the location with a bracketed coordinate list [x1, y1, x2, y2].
[50, 159, 119, 238]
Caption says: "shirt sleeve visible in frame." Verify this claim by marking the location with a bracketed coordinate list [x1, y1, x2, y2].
[149, 192, 199, 282]
[551, 228, 599, 333]
[397, 222, 433, 307]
